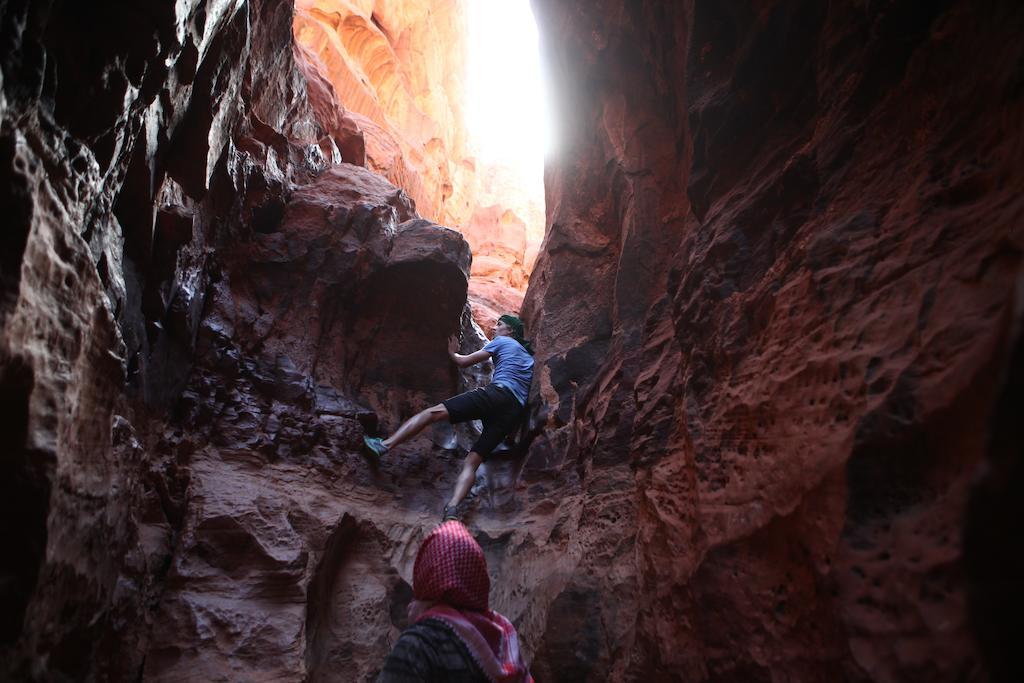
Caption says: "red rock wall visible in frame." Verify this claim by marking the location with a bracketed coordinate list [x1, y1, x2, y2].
[521, 0, 1024, 680]
[2, 0, 1022, 681]
[0, 0, 477, 679]
[465, 161, 545, 335]
[292, 0, 542, 333]
[293, 0, 474, 228]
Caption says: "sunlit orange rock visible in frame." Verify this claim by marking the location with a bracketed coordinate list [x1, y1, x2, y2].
[464, 161, 544, 332]
[293, 0, 541, 321]
[293, 0, 473, 229]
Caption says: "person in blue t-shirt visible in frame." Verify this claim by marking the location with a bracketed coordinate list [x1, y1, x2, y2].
[363, 314, 535, 520]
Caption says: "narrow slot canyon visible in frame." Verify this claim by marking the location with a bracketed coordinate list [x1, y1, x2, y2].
[1, 1, 1022, 681]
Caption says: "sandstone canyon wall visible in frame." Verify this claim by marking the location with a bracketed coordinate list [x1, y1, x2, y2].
[463, 160, 545, 334]
[522, 0, 1024, 680]
[292, 0, 541, 334]
[1, 0, 1022, 682]
[292, 0, 473, 228]
[0, 0, 480, 680]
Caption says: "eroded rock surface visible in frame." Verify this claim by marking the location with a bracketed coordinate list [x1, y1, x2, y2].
[2, 0, 1022, 681]
[0, 1, 490, 680]
[521, 0, 1024, 680]
[292, 0, 542, 331]
[0, 0, 326, 677]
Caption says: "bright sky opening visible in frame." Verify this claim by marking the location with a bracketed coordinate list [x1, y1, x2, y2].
[466, 0, 553, 171]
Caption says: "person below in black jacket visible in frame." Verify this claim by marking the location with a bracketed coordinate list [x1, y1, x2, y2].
[376, 521, 533, 682]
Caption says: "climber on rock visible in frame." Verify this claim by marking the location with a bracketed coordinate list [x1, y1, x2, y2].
[363, 314, 534, 521]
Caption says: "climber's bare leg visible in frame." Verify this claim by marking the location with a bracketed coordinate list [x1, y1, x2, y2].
[448, 452, 484, 507]
[382, 403, 449, 449]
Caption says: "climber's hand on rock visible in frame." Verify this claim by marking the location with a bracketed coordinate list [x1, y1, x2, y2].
[447, 335, 460, 356]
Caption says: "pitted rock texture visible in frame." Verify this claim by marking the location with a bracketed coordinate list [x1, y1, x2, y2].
[1, 0, 331, 677]
[520, 0, 1024, 680]
[3, 0, 1023, 681]
[0, 0, 517, 680]
[139, 158, 515, 681]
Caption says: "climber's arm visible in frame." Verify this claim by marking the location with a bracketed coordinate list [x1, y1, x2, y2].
[448, 335, 492, 368]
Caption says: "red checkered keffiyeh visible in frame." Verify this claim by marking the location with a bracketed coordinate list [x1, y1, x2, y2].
[411, 521, 533, 683]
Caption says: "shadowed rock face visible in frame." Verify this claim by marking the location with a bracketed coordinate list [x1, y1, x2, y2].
[523, 0, 1024, 680]
[0, 0, 308, 677]
[0, 0, 475, 680]
[1, 0, 1022, 681]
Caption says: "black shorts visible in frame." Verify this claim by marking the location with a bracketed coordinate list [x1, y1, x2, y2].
[442, 384, 524, 458]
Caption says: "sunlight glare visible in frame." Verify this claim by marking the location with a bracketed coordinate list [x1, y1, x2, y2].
[467, 0, 553, 170]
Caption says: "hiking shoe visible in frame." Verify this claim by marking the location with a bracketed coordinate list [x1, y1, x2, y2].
[362, 436, 389, 458]
[441, 503, 461, 522]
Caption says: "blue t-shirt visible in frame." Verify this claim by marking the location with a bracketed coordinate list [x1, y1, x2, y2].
[483, 335, 534, 405]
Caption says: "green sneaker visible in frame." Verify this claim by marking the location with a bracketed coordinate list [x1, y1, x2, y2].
[362, 436, 389, 458]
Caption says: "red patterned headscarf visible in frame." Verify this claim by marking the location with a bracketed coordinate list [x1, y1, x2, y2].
[413, 520, 491, 610]
[410, 521, 533, 683]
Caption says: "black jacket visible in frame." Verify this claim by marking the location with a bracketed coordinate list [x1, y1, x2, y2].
[376, 618, 489, 683]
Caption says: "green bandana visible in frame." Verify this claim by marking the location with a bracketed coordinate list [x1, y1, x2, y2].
[498, 314, 534, 355]
[498, 314, 525, 340]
